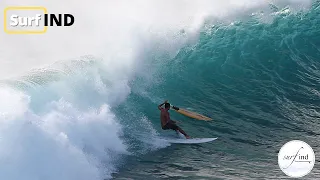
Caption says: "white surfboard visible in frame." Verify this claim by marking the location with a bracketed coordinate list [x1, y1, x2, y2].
[166, 137, 217, 144]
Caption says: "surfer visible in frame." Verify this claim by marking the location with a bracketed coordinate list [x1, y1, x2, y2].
[158, 100, 190, 139]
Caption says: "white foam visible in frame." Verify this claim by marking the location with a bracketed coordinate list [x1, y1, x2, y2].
[0, 1, 314, 180]
[0, 87, 128, 180]
[0, 0, 313, 79]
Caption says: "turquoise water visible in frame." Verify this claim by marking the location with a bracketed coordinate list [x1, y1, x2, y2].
[0, 1, 319, 180]
[113, 2, 320, 179]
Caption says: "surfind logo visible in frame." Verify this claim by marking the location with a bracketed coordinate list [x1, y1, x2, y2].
[4, 6, 75, 34]
[278, 140, 315, 178]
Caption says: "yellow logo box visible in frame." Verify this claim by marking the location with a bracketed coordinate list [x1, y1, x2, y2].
[4, 6, 48, 34]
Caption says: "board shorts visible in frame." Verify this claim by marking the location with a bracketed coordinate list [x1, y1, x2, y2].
[162, 121, 179, 131]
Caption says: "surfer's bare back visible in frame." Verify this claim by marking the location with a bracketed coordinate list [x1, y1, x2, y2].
[158, 100, 190, 139]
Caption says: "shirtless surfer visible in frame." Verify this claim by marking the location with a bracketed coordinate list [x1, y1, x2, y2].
[158, 100, 190, 139]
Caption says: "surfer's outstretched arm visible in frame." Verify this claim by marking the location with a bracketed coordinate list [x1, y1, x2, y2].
[158, 100, 168, 110]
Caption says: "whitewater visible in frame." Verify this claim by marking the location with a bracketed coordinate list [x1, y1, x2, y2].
[0, 0, 319, 179]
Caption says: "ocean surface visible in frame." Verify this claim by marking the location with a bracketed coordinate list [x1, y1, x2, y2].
[0, 0, 319, 180]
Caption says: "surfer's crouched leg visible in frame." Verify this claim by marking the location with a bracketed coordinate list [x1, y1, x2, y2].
[162, 122, 179, 130]
[163, 122, 190, 139]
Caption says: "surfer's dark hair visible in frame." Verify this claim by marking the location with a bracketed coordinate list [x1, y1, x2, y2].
[165, 103, 170, 109]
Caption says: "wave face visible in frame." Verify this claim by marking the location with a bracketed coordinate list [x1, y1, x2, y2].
[0, 0, 319, 180]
